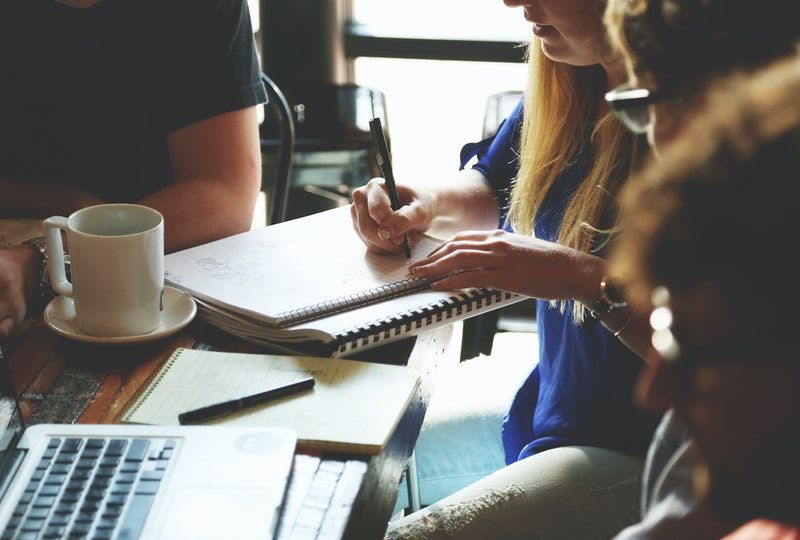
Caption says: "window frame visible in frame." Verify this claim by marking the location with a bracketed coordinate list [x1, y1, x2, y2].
[344, 22, 526, 63]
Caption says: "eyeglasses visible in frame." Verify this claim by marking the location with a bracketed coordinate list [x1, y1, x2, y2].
[649, 286, 791, 369]
[649, 287, 681, 362]
[605, 83, 666, 135]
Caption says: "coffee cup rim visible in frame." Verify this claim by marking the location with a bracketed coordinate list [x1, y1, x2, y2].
[67, 203, 164, 239]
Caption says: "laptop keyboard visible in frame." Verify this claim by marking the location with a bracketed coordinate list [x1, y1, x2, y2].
[276, 455, 367, 540]
[2, 436, 175, 540]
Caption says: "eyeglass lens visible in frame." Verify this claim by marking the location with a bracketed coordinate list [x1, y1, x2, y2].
[617, 106, 651, 135]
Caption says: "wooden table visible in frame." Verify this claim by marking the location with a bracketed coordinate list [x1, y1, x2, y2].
[3, 315, 460, 539]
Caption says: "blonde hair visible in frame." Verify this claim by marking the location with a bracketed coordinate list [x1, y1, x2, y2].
[509, 43, 645, 322]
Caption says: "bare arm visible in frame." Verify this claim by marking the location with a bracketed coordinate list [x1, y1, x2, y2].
[409, 230, 653, 363]
[0, 105, 262, 338]
[0, 178, 104, 218]
[141, 106, 261, 253]
[424, 169, 502, 238]
[0, 106, 261, 254]
[569, 253, 653, 363]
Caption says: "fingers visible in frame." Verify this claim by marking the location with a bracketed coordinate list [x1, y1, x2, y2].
[351, 182, 396, 253]
[411, 236, 500, 272]
[363, 179, 426, 241]
[425, 230, 502, 258]
[411, 248, 497, 280]
[350, 203, 394, 254]
[351, 177, 426, 253]
[408, 230, 509, 288]
[422, 239, 496, 263]
[365, 179, 393, 224]
[377, 202, 428, 243]
[430, 270, 503, 291]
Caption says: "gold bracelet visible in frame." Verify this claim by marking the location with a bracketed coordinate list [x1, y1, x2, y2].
[613, 309, 635, 338]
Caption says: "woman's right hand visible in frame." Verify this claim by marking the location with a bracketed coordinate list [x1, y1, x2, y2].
[350, 177, 437, 254]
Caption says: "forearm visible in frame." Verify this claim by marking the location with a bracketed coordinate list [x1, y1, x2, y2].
[149, 106, 261, 253]
[138, 174, 259, 253]
[424, 169, 501, 237]
[608, 308, 653, 364]
[571, 252, 653, 363]
[0, 177, 105, 218]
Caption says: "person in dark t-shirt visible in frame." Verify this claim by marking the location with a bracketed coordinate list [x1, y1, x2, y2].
[0, 0, 266, 338]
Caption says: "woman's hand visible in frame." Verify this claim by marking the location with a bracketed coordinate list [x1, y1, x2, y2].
[350, 177, 437, 254]
[409, 229, 602, 301]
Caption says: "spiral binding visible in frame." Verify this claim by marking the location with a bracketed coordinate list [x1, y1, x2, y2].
[116, 348, 184, 423]
[334, 288, 517, 355]
[277, 276, 431, 327]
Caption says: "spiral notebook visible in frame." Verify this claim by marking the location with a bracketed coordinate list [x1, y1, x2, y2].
[164, 206, 524, 357]
[119, 348, 421, 454]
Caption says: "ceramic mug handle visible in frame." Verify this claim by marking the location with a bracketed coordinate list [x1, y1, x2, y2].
[43, 216, 73, 298]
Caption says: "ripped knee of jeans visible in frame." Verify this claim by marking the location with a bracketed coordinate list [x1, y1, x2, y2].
[387, 484, 526, 540]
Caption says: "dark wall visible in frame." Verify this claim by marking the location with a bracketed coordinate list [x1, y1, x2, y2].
[260, 0, 348, 91]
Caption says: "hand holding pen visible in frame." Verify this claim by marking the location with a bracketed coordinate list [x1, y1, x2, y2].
[368, 118, 412, 259]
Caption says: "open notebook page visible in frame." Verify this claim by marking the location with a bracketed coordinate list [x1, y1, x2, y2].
[121, 349, 421, 454]
[164, 206, 442, 327]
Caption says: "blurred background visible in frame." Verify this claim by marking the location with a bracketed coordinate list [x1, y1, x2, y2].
[254, 0, 529, 225]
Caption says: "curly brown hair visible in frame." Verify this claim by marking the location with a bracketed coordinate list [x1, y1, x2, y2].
[605, 0, 800, 96]
[612, 56, 800, 341]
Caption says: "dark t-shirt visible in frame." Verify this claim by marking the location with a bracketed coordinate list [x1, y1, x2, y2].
[0, 0, 266, 202]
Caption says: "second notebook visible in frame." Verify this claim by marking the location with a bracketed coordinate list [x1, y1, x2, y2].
[120, 348, 420, 455]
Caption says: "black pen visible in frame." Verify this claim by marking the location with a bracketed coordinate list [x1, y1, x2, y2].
[368, 117, 412, 259]
[177, 377, 315, 425]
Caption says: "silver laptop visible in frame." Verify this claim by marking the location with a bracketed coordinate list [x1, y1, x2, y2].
[0, 346, 297, 540]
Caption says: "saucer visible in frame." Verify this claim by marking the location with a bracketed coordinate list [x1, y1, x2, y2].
[44, 285, 197, 345]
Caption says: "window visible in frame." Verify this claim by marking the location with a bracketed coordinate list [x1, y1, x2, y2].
[350, 1, 530, 187]
[352, 0, 529, 41]
[355, 58, 526, 185]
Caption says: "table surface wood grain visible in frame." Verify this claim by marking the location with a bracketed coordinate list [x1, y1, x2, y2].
[3, 314, 459, 540]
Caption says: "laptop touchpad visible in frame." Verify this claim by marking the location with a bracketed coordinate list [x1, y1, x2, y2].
[158, 487, 279, 539]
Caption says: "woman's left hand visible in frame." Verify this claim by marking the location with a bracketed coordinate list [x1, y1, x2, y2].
[409, 229, 601, 301]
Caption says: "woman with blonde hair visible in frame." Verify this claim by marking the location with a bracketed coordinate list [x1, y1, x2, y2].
[352, 0, 658, 537]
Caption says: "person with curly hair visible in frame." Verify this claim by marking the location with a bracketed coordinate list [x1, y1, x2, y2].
[611, 55, 800, 539]
[604, 0, 800, 537]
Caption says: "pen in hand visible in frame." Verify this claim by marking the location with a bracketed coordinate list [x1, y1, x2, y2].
[368, 117, 412, 259]
[177, 376, 315, 425]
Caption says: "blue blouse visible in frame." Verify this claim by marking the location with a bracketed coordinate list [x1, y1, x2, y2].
[462, 100, 656, 464]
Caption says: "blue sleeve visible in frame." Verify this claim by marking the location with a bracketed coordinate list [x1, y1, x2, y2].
[459, 98, 524, 213]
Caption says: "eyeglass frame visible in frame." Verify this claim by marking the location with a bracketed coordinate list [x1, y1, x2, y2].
[648, 286, 792, 370]
[605, 83, 667, 135]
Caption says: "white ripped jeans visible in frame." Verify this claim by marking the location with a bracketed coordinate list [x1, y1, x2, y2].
[386, 446, 644, 540]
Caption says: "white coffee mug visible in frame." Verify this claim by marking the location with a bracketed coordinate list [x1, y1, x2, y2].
[44, 204, 165, 337]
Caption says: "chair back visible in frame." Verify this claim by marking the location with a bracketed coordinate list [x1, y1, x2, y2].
[265, 83, 387, 221]
[482, 90, 523, 138]
[260, 73, 295, 226]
